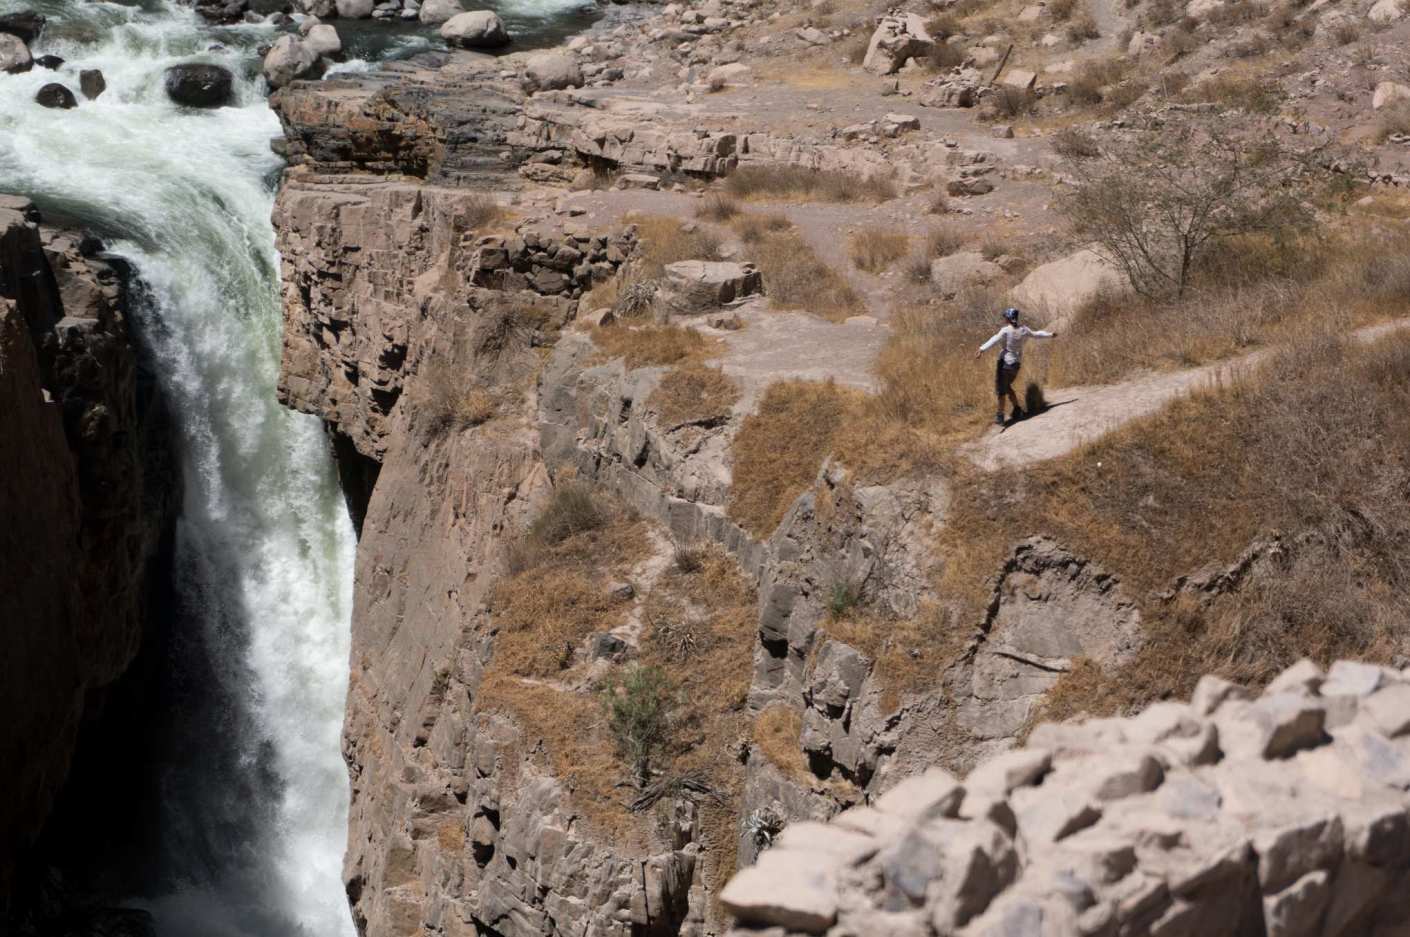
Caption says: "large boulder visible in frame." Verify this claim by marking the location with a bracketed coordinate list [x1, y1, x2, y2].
[304, 23, 342, 58]
[335, 0, 374, 17]
[1368, 0, 1404, 22]
[929, 251, 1004, 298]
[439, 10, 509, 47]
[523, 51, 582, 91]
[659, 260, 762, 313]
[35, 82, 77, 109]
[419, 0, 465, 24]
[262, 34, 322, 89]
[862, 13, 934, 76]
[1010, 248, 1124, 329]
[164, 63, 235, 108]
[193, 0, 248, 23]
[299, 0, 336, 15]
[0, 11, 46, 43]
[0, 33, 30, 74]
[1373, 80, 1410, 110]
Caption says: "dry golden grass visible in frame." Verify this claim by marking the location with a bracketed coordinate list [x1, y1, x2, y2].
[753, 705, 809, 777]
[823, 602, 971, 714]
[630, 214, 723, 277]
[724, 165, 897, 203]
[940, 334, 1410, 716]
[732, 211, 794, 244]
[849, 227, 910, 273]
[648, 364, 739, 428]
[728, 380, 864, 536]
[752, 229, 865, 321]
[592, 324, 720, 369]
[697, 192, 741, 222]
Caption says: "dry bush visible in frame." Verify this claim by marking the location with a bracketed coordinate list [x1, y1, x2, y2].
[530, 482, 606, 545]
[1206, 0, 1268, 26]
[648, 364, 740, 428]
[732, 211, 793, 244]
[724, 165, 898, 203]
[593, 324, 719, 369]
[1186, 70, 1283, 114]
[943, 334, 1410, 718]
[926, 224, 967, 257]
[1048, 0, 1078, 19]
[1066, 12, 1100, 40]
[928, 190, 951, 215]
[927, 11, 964, 35]
[461, 194, 504, 231]
[697, 192, 740, 222]
[632, 215, 723, 277]
[1060, 113, 1315, 299]
[752, 229, 865, 321]
[1157, 69, 1192, 96]
[844, 33, 870, 65]
[422, 378, 498, 435]
[753, 705, 809, 776]
[849, 227, 910, 272]
[1104, 78, 1149, 109]
[728, 380, 858, 536]
[706, 75, 727, 93]
[1050, 127, 1101, 158]
[1065, 55, 1131, 106]
[1331, 20, 1360, 44]
[925, 40, 969, 70]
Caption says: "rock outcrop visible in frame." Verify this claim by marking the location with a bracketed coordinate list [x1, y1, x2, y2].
[721, 657, 1410, 937]
[0, 197, 175, 897]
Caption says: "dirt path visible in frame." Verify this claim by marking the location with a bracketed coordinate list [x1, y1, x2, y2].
[965, 319, 1410, 471]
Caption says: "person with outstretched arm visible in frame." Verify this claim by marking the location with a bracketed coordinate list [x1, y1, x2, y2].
[975, 307, 1056, 426]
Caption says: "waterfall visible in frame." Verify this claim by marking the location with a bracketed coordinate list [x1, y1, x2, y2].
[0, 2, 355, 934]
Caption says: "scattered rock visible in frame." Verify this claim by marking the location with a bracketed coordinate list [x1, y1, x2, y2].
[0, 33, 31, 74]
[660, 260, 762, 311]
[1368, 0, 1405, 23]
[707, 62, 752, 86]
[863, 13, 934, 76]
[164, 63, 235, 108]
[304, 23, 343, 58]
[263, 35, 323, 89]
[997, 68, 1037, 91]
[440, 10, 509, 48]
[0, 10, 45, 43]
[1373, 81, 1410, 111]
[720, 848, 840, 934]
[79, 69, 105, 100]
[419, 0, 465, 24]
[33, 53, 62, 69]
[335, 0, 374, 17]
[35, 82, 77, 109]
[947, 177, 995, 196]
[524, 51, 582, 91]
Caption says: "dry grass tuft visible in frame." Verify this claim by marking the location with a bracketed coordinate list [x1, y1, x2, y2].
[753, 705, 809, 777]
[753, 229, 865, 321]
[824, 602, 970, 714]
[725, 165, 898, 203]
[631, 214, 723, 277]
[648, 365, 740, 428]
[733, 212, 794, 244]
[697, 192, 741, 222]
[849, 227, 910, 272]
[592, 324, 720, 369]
[459, 194, 504, 231]
[1184, 70, 1284, 114]
[728, 380, 860, 536]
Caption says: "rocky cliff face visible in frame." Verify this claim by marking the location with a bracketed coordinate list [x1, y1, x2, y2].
[0, 196, 175, 897]
[268, 53, 1140, 936]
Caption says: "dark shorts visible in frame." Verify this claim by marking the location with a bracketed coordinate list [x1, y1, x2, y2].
[995, 357, 1021, 396]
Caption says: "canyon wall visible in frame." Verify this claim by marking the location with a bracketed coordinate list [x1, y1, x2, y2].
[0, 197, 175, 897]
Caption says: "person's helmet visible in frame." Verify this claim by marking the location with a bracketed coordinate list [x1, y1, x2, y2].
[1003, 307, 1020, 323]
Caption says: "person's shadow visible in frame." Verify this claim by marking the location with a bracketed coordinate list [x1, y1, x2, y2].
[999, 383, 1078, 431]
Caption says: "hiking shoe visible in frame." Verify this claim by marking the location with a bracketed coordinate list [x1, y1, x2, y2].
[995, 412, 1006, 426]
[1012, 407, 1027, 420]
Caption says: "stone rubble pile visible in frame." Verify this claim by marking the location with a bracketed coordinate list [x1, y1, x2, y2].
[721, 658, 1410, 937]
[469, 225, 636, 297]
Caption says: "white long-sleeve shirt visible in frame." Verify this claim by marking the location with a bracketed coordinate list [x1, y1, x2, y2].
[980, 324, 1054, 366]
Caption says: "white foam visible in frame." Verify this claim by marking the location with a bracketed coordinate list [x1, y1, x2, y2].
[0, 2, 356, 934]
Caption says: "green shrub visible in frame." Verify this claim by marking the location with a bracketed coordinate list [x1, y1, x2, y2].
[602, 665, 679, 786]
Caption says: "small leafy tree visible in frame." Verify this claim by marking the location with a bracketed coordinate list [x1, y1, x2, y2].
[601, 665, 678, 787]
[1059, 113, 1316, 299]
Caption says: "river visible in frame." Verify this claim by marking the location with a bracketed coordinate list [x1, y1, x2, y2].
[0, 0, 588, 934]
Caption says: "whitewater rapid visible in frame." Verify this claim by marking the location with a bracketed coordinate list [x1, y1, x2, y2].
[0, 2, 356, 934]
